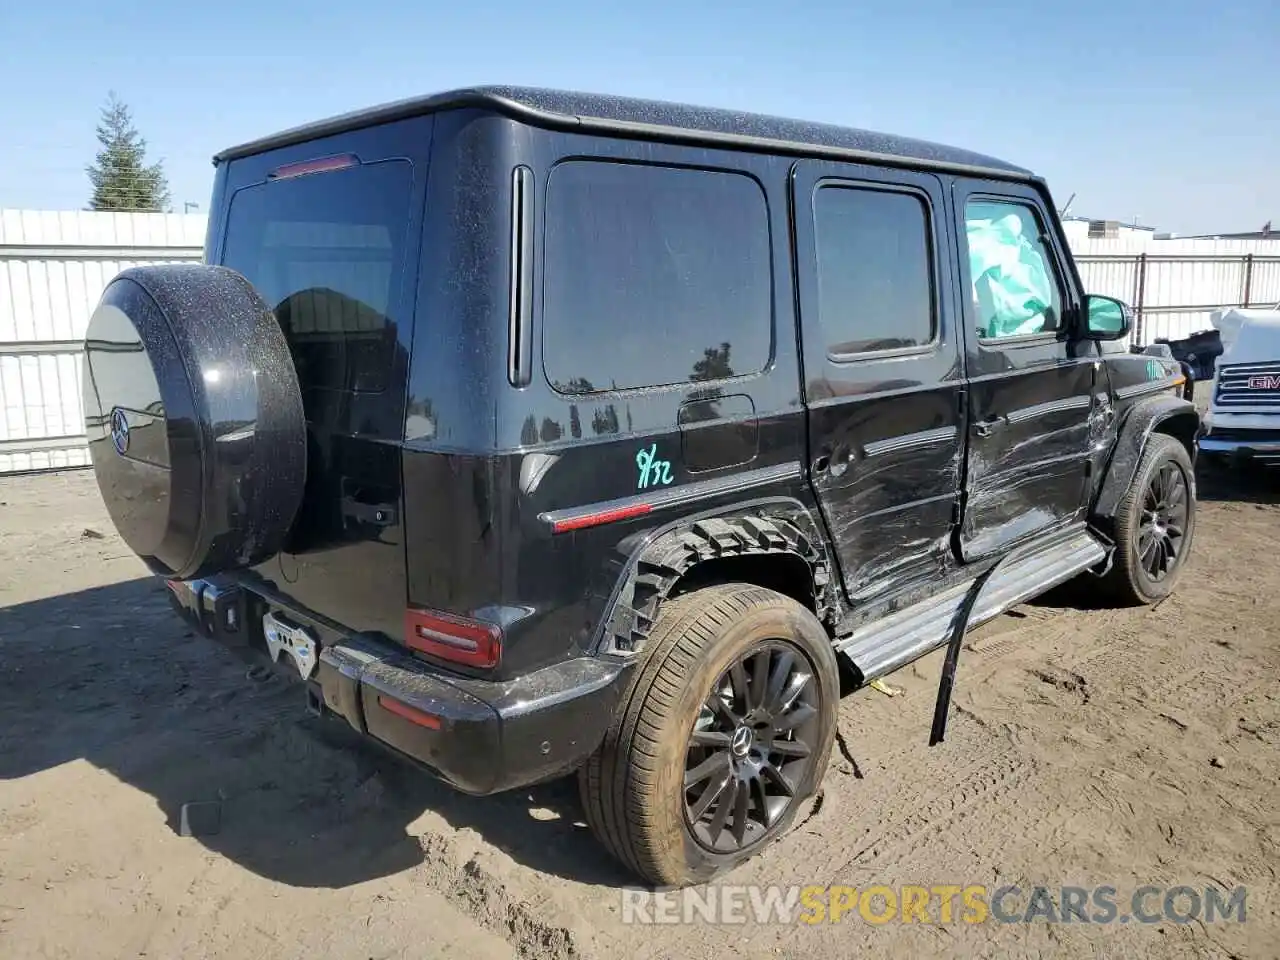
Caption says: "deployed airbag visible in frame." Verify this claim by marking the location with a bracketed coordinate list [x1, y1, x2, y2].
[966, 204, 1055, 338]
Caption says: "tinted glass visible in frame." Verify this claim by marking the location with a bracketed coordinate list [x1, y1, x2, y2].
[813, 185, 935, 355]
[221, 159, 413, 394]
[964, 199, 1063, 340]
[542, 161, 771, 394]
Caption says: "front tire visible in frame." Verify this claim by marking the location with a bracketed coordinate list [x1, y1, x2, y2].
[1102, 434, 1196, 605]
[579, 583, 838, 887]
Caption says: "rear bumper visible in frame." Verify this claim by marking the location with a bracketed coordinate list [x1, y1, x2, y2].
[165, 578, 631, 795]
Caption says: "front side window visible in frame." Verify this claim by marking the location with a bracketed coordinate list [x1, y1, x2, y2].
[964, 199, 1063, 340]
[542, 160, 772, 394]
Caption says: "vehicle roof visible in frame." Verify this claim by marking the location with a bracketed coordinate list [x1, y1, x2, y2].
[213, 85, 1034, 180]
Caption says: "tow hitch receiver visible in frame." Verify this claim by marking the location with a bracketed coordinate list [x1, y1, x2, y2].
[305, 680, 326, 718]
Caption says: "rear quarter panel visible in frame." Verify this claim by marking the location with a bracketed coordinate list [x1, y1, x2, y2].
[418, 122, 813, 675]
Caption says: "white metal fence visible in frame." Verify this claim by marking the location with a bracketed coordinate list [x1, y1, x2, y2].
[2, 209, 1280, 474]
[1070, 235, 1280, 345]
[0, 210, 204, 473]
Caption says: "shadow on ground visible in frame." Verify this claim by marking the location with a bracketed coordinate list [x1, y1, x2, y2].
[1023, 456, 1275, 612]
[0, 578, 634, 891]
[1195, 456, 1278, 504]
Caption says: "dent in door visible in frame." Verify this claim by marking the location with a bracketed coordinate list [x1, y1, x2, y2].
[962, 387, 1093, 557]
[816, 406, 961, 600]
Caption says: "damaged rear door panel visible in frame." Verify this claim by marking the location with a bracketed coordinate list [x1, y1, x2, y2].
[792, 161, 965, 604]
[950, 179, 1097, 561]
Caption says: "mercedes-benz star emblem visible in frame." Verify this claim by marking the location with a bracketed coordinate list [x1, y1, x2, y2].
[110, 407, 130, 455]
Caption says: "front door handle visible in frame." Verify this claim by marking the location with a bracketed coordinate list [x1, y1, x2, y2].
[973, 417, 1005, 438]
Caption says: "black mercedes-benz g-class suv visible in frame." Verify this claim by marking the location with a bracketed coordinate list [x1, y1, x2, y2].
[82, 86, 1200, 888]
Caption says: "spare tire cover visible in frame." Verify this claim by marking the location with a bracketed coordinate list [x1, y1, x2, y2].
[82, 264, 306, 580]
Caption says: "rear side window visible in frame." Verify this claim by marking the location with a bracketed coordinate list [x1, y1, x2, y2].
[221, 159, 413, 394]
[813, 184, 936, 356]
[542, 161, 772, 394]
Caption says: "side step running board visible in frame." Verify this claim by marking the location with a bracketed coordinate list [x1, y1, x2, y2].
[836, 527, 1107, 684]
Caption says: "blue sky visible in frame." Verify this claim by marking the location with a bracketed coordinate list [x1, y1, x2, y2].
[1, 0, 1275, 234]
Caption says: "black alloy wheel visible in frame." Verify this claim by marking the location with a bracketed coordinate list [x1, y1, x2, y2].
[683, 641, 821, 853]
[1138, 460, 1189, 581]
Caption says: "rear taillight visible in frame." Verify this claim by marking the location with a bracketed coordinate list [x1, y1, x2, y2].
[404, 608, 503, 669]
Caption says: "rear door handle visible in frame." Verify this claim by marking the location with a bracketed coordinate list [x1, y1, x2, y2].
[973, 417, 1005, 438]
[812, 445, 852, 477]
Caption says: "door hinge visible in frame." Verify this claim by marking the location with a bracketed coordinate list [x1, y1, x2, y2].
[951, 500, 962, 526]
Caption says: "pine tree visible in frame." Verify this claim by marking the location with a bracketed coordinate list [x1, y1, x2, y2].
[86, 92, 171, 212]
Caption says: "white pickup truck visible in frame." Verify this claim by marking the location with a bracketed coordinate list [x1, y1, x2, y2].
[1200, 307, 1280, 463]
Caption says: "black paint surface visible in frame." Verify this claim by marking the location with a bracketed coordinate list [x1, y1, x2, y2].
[103, 96, 1196, 698]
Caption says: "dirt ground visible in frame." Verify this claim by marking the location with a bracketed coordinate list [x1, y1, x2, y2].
[1, 459, 1277, 960]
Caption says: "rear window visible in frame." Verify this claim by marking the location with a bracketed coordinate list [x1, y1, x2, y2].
[542, 160, 772, 395]
[220, 159, 413, 394]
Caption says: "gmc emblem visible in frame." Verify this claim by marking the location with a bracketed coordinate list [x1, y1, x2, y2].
[1247, 375, 1280, 390]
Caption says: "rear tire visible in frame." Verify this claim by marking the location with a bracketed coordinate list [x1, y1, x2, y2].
[579, 583, 838, 887]
[1102, 434, 1196, 605]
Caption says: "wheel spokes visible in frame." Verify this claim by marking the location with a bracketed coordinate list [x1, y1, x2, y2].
[690, 728, 732, 748]
[689, 765, 734, 822]
[773, 701, 817, 733]
[775, 669, 813, 718]
[1136, 461, 1190, 582]
[684, 640, 823, 854]
[770, 737, 812, 759]
[749, 649, 769, 711]
[729, 660, 750, 711]
[749, 775, 773, 829]
[729, 780, 751, 845]
[761, 762, 795, 798]
[763, 648, 796, 716]
[1142, 536, 1163, 576]
[685, 750, 731, 789]
[706, 781, 735, 838]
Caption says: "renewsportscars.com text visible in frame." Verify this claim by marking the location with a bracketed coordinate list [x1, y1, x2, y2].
[621, 884, 1247, 926]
